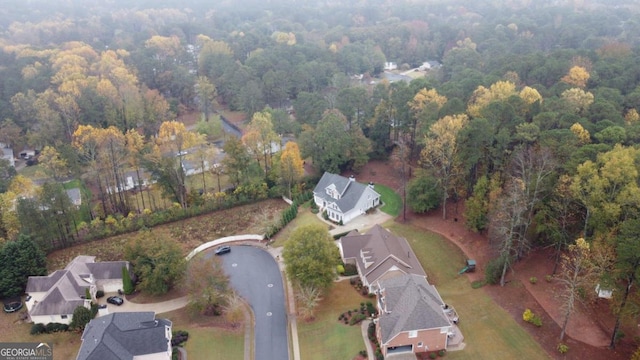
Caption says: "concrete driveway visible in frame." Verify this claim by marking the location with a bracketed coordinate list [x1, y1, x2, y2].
[97, 294, 189, 314]
[208, 245, 289, 360]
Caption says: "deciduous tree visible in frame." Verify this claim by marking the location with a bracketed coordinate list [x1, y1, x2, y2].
[558, 238, 594, 340]
[282, 224, 340, 292]
[420, 114, 468, 219]
[185, 255, 230, 316]
[279, 142, 304, 199]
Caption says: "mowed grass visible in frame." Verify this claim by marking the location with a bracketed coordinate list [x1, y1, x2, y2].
[298, 281, 367, 360]
[385, 222, 550, 360]
[270, 207, 327, 247]
[0, 315, 81, 360]
[162, 307, 245, 360]
[375, 184, 401, 216]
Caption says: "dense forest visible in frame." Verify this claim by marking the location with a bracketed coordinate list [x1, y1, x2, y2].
[1, 0, 640, 351]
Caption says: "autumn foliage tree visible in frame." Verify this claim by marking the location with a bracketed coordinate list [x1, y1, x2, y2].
[419, 113, 468, 219]
[279, 141, 304, 199]
[558, 238, 594, 341]
[185, 255, 230, 317]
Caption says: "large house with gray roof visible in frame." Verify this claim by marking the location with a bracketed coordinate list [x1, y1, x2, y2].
[76, 312, 172, 360]
[313, 172, 381, 224]
[26, 256, 129, 325]
[376, 274, 454, 357]
[341, 225, 426, 291]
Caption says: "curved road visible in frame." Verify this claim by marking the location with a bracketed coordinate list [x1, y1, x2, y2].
[207, 245, 289, 360]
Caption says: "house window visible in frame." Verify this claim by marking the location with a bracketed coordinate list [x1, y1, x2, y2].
[417, 342, 423, 347]
[61, 315, 68, 319]
[408, 330, 418, 338]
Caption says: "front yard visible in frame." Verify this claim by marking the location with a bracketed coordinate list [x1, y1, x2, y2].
[297, 280, 367, 360]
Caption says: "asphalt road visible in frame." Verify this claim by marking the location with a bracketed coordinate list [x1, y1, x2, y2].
[214, 245, 289, 360]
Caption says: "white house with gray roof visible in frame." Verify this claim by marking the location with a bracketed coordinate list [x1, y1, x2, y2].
[313, 172, 381, 224]
[26, 256, 130, 325]
[77, 312, 172, 360]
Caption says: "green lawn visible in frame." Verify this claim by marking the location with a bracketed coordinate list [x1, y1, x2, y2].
[385, 222, 550, 360]
[162, 307, 245, 360]
[183, 327, 244, 360]
[297, 281, 367, 360]
[375, 184, 401, 216]
[270, 207, 327, 247]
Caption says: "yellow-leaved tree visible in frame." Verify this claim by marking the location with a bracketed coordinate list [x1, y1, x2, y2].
[279, 141, 304, 199]
[420, 114, 469, 219]
[561, 66, 590, 88]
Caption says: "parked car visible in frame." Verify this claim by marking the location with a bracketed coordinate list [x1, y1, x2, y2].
[106, 296, 124, 306]
[3, 301, 22, 313]
[214, 246, 231, 255]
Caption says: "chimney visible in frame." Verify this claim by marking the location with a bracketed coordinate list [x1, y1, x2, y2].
[349, 175, 355, 182]
[369, 181, 374, 189]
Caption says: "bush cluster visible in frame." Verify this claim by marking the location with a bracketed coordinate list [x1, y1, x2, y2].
[343, 263, 358, 276]
[367, 322, 383, 360]
[30, 323, 69, 335]
[522, 308, 542, 327]
[171, 330, 189, 347]
[557, 343, 569, 354]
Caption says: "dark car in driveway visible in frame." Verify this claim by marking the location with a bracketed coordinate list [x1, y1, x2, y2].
[3, 301, 22, 313]
[214, 245, 231, 255]
[107, 296, 124, 306]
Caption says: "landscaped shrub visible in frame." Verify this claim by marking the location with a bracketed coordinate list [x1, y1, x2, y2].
[95, 290, 105, 298]
[171, 330, 190, 347]
[45, 322, 69, 333]
[349, 313, 366, 325]
[344, 264, 358, 276]
[522, 309, 542, 327]
[429, 352, 437, 359]
[557, 343, 569, 354]
[366, 302, 377, 316]
[122, 266, 134, 295]
[359, 350, 367, 357]
[375, 350, 384, 360]
[336, 264, 345, 275]
[30, 323, 46, 335]
[529, 276, 538, 284]
[438, 349, 446, 357]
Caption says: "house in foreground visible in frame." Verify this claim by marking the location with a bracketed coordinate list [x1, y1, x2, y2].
[313, 172, 381, 224]
[341, 224, 426, 292]
[26, 256, 129, 325]
[376, 274, 456, 357]
[77, 312, 172, 360]
[340, 225, 464, 356]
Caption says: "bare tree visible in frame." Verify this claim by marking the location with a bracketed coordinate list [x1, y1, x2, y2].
[557, 238, 594, 340]
[296, 285, 323, 321]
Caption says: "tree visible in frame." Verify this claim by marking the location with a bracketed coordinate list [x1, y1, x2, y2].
[609, 218, 640, 348]
[562, 66, 590, 88]
[419, 114, 468, 219]
[406, 175, 442, 214]
[282, 224, 340, 292]
[489, 177, 528, 287]
[39, 146, 69, 181]
[124, 231, 186, 295]
[464, 175, 491, 233]
[222, 136, 252, 187]
[185, 255, 230, 316]
[279, 142, 304, 199]
[69, 306, 93, 331]
[242, 110, 278, 178]
[0, 234, 47, 298]
[122, 266, 134, 295]
[558, 238, 594, 340]
[296, 285, 322, 321]
[196, 76, 217, 122]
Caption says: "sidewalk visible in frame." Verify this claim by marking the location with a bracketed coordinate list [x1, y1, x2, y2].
[361, 320, 374, 360]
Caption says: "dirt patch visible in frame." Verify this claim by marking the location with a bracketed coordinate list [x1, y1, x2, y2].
[47, 199, 288, 270]
[349, 160, 636, 360]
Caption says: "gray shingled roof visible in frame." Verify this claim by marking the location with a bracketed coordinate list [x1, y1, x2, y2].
[77, 312, 172, 360]
[313, 172, 380, 213]
[341, 225, 426, 285]
[378, 274, 451, 344]
[26, 256, 129, 319]
[87, 262, 128, 280]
